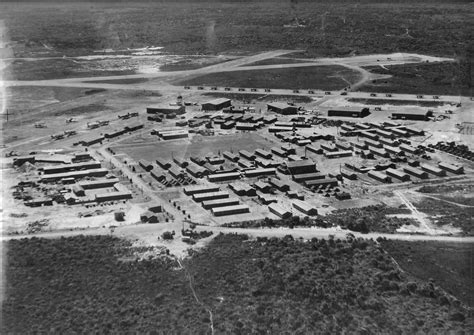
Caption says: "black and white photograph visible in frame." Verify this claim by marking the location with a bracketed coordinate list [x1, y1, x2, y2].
[1, 0, 473, 333]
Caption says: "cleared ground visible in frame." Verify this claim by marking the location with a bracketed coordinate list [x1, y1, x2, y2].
[176, 65, 361, 90]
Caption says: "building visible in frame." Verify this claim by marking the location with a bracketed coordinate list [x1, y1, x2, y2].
[390, 128, 408, 137]
[236, 122, 257, 131]
[271, 147, 288, 157]
[238, 160, 254, 169]
[81, 136, 104, 146]
[404, 126, 425, 136]
[263, 115, 278, 124]
[202, 98, 232, 111]
[360, 131, 379, 141]
[161, 130, 189, 140]
[186, 163, 207, 178]
[328, 107, 370, 118]
[305, 178, 338, 188]
[368, 170, 392, 183]
[268, 203, 292, 219]
[78, 178, 119, 189]
[173, 157, 188, 168]
[202, 197, 240, 210]
[244, 168, 276, 178]
[42, 161, 101, 175]
[258, 194, 278, 205]
[421, 164, 447, 177]
[268, 178, 290, 192]
[223, 151, 239, 162]
[229, 182, 257, 196]
[268, 126, 293, 133]
[386, 168, 410, 182]
[292, 200, 318, 216]
[286, 160, 317, 175]
[124, 123, 144, 132]
[254, 149, 272, 159]
[391, 109, 433, 121]
[320, 143, 337, 152]
[192, 191, 230, 202]
[239, 150, 256, 161]
[369, 147, 389, 158]
[13, 156, 36, 166]
[156, 158, 171, 170]
[95, 191, 132, 202]
[399, 144, 419, 155]
[25, 198, 53, 207]
[341, 169, 357, 180]
[147, 105, 185, 115]
[438, 162, 464, 174]
[267, 103, 298, 115]
[324, 150, 353, 159]
[208, 172, 241, 182]
[287, 190, 304, 200]
[139, 159, 153, 172]
[184, 185, 220, 196]
[254, 181, 271, 193]
[40, 168, 108, 182]
[375, 129, 395, 139]
[221, 121, 236, 129]
[211, 204, 250, 216]
[71, 184, 85, 196]
[403, 166, 429, 179]
[151, 170, 167, 182]
[293, 173, 326, 183]
[385, 146, 403, 156]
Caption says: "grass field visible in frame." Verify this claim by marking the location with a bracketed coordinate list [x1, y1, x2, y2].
[348, 98, 446, 107]
[113, 133, 274, 162]
[382, 240, 474, 307]
[412, 197, 474, 235]
[3, 235, 471, 333]
[244, 57, 315, 67]
[202, 92, 313, 104]
[177, 65, 359, 90]
[358, 62, 471, 96]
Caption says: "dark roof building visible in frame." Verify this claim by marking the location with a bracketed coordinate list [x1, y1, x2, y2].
[267, 103, 298, 115]
[202, 98, 232, 111]
[286, 159, 317, 175]
[391, 109, 433, 121]
[328, 107, 370, 118]
[147, 105, 185, 115]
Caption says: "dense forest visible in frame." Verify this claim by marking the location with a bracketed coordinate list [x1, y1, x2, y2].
[2, 234, 472, 333]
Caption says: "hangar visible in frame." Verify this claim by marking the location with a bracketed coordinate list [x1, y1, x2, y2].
[202, 98, 232, 111]
[391, 109, 433, 121]
[327, 107, 370, 118]
[267, 102, 298, 115]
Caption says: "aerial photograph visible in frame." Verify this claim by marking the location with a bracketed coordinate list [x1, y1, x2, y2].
[0, 0, 473, 333]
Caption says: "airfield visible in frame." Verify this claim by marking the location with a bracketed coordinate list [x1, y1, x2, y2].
[2, 49, 473, 253]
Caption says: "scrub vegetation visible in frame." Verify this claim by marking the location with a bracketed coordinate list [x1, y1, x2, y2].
[2, 234, 472, 333]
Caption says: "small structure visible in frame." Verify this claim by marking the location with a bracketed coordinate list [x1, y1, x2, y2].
[254, 181, 271, 193]
[156, 158, 171, 170]
[254, 149, 272, 159]
[268, 203, 292, 219]
[192, 191, 229, 202]
[139, 159, 153, 172]
[184, 185, 220, 196]
[438, 162, 463, 174]
[236, 122, 257, 131]
[211, 204, 250, 216]
[202, 197, 240, 210]
[292, 200, 318, 216]
[324, 150, 353, 159]
[239, 150, 256, 161]
[368, 170, 392, 183]
[386, 168, 410, 182]
[421, 164, 447, 177]
[268, 178, 290, 192]
[229, 182, 257, 196]
[208, 172, 241, 182]
[403, 166, 429, 179]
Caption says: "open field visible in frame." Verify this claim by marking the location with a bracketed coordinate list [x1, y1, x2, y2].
[176, 65, 360, 90]
[358, 62, 471, 96]
[411, 197, 474, 235]
[2, 234, 472, 333]
[112, 133, 274, 162]
[382, 240, 474, 307]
